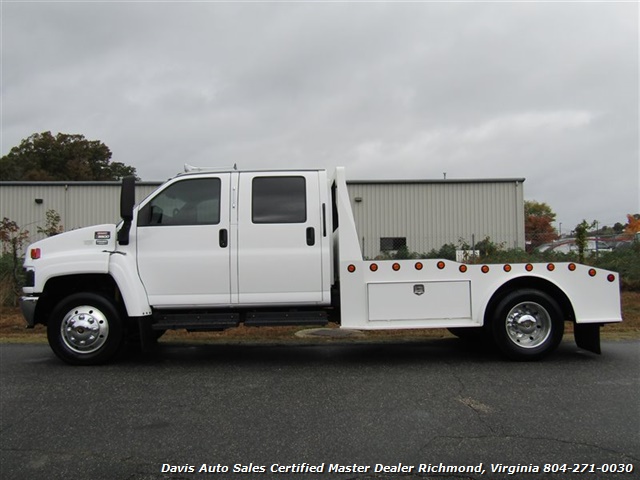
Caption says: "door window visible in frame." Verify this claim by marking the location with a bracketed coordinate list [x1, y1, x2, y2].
[252, 176, 306, 224]
[138, 178, 221, 226]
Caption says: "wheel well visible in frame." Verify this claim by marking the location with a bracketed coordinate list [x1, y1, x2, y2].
[485, 277, 575, 325]
[34, 274, 121, 326]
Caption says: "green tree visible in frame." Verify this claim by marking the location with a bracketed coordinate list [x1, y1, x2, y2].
[574, 220, 597, 263]
[524, 200, 559, 251]
[36, 209, 64, 237]
[0, 131, 138, 181]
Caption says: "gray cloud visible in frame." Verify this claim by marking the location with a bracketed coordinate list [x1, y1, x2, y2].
[2, 1, 638, 228]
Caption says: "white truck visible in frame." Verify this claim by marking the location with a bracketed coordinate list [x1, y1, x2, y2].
[20, 167, 622, 365]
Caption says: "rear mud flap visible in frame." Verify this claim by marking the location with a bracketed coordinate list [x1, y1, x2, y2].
[574, 323, 601, 355]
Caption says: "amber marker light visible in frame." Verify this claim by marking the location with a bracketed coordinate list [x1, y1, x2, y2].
[547, 263, 555, 271]
[30, 248, 41, 260]
[437, 261, 446, 270]
[370, 263, 378, 272]
[392, 263, 401, 271]
[568, 263, 577, 271]
[503, 264, 512, 272]
[589, 268, 597, 277]
[525, 264, 534, 272]
[415, 262, 423, 271]
[481, 265, 490, 274]
[347, 264, 356, 273]
[459, 265, 468, 273]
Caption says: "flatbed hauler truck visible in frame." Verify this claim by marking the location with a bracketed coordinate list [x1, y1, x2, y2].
[20, 167, 622, 365]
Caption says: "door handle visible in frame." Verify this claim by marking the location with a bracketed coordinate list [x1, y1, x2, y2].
[219, 229, 228, 248]
[306, 227, 315, 246]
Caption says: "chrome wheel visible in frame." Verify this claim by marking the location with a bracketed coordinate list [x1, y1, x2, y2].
[60, 305, 110, 354]
[505, 301, 552, 349]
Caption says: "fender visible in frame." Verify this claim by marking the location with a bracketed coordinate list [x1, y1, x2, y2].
[108, 250, 152, 317]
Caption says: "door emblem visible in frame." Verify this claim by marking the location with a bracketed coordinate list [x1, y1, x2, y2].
[413, 284, 425, 296]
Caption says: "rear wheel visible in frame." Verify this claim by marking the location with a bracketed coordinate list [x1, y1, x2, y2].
[490, 289, 564, 361]
[47, 293, 125, 365]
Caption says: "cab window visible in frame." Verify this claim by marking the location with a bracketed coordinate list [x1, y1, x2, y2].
[252, 176, 306, 224]
[138, 178, 221, 226]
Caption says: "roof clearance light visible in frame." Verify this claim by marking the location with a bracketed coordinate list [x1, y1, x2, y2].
[607, 274, 616, 282]
[392, 263, 401, 271]
[547, 263, 555, 271]
[30, 248, 41, 260]
[568, 263, 577, 271]
[437, 261, 446, 270]
[370, 263, 378, 272]
[459, 265, 468, 273]
[481, 265, 490, 274]
[503, 264, 512, 272]
[589, 269, 597, 277]
[347, 264, 356, 273]
[525, 264, 534, 272]
[415, 262, 423, 271]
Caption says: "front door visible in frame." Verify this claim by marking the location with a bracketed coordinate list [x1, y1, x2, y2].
[136, 175, 231, 307]
[237, 171, 324, 304]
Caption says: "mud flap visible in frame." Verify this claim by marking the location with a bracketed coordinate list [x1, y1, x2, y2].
[574, 323, 601, 354]
[138, 316, 157, 352]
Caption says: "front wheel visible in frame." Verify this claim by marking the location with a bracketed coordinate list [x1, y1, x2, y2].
[47, 293, 125, 365]
[490, 289, 564, 361]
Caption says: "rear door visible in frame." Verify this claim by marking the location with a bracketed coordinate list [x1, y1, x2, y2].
[136, 174, 231, 306]
[237, 171, 324, 304]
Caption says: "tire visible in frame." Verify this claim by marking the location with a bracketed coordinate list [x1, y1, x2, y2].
[47, 293, 125, 365]
[489, 289, 564, 361]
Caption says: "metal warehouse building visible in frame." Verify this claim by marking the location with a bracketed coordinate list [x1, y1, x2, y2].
[0, 175, 525, 257]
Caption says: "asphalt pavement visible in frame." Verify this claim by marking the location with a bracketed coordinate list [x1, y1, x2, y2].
[1, 339, 639, 480]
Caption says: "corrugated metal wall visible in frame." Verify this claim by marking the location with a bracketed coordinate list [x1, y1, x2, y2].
[348, 180, 525, 258]
[1, 178, 524, 256]
[0, 182, 159, 243]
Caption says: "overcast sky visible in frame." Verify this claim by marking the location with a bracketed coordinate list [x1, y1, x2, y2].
[2, 1, 638, 231]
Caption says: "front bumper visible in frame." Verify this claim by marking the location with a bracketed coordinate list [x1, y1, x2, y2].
[20, 296, 39, 328]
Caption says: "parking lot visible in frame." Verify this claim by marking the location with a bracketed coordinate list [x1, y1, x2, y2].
[1, 339, 639, 480]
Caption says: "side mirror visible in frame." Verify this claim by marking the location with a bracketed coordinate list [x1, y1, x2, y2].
[117, 176, 136, 245]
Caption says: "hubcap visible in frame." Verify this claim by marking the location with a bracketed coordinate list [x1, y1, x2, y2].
[505, 301, 551, 349]
[60, 305, 109, 354]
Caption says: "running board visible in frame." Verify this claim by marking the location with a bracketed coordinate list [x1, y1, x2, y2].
[244, 311, 328, 327]
[153, 312, 240, 331]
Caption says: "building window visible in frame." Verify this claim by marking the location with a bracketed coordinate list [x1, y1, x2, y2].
[380, 237, 407, 251]
[252, 176, 307, 224]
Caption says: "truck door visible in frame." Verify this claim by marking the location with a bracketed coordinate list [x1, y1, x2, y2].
[135, 175, 231, 307]
[237, 172, 324, 304]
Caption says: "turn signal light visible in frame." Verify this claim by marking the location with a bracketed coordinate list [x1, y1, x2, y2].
[30, 248, 41, 260]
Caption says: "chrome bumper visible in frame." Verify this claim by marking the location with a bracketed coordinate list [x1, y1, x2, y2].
[20, 296, 39, 328]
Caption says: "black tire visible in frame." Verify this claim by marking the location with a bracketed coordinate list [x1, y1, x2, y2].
[47, 293, 125, 365]
[489, 289, 564, 361]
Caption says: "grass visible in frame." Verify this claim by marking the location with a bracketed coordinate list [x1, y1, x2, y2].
[1, 291, 639, 344]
